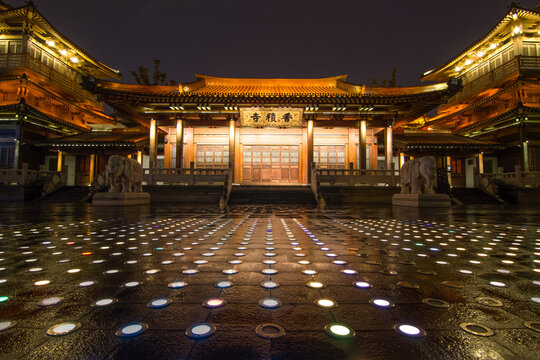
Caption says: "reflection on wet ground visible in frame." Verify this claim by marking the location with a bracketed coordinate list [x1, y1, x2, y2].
[0, 203, 539, 359]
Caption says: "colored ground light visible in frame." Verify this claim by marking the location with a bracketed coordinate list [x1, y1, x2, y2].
[0, 203, 539, 359]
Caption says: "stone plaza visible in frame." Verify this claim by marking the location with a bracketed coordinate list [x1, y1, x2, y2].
[0, 202, 538, 359]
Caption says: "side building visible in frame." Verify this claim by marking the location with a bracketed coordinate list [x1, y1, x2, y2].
[421, 4, 540, 188]
[0, 2, 128, 186]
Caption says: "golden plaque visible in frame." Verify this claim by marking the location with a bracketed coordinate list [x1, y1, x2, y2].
[240, 107, 303, 127]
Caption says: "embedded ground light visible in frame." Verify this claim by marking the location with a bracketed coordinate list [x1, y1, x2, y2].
[258, 298, 282, 309]
[47, 322, 81, 336]
[324, 323, 355, 338]
[394, 323, 426, 337]
[186, 323, 216, 339]
[116, 322, 148, 337]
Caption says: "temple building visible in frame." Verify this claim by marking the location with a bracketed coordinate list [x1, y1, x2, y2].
[420, 4, 540, 187]
[0, 2, 122, 185]
[1, 1, 539, 194]
[84, 74, 460, 185]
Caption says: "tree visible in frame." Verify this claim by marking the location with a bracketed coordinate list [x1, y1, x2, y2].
[131, 59, 177, 85]
[389, 66, 397, 87]
[371, 66, 397, 87]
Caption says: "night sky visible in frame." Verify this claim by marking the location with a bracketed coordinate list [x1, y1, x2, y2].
[9, 0, 540, 86]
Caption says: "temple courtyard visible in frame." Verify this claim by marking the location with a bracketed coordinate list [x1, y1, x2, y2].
[0, 203, 539, 360]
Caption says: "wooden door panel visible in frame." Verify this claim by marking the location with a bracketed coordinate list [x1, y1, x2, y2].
[242, 144, 300, 184]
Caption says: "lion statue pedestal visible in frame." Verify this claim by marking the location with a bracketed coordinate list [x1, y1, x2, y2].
[92, 155, 150, 206]
[392, 156, 450, 208]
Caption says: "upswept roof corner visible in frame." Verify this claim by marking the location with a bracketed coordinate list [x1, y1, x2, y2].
[421, 5, 540, 82]
[0, 3, 121, 80]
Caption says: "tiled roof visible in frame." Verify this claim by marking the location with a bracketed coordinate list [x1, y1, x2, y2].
[93, 75, 450, 98]
[35, 130, 147, 147]
[393, 132, 501, 149]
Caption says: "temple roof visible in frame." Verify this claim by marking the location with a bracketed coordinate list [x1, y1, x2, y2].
[82, 75, 461, 126]
[422, 5, 540, 82]
[34, 129, 148, 148]
[393, 131, 502, 152]
[0, 4, 120, 80]
[93, 74, 450, 97]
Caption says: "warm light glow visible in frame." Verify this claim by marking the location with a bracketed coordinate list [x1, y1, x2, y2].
[513, 25, 522, 34]
[464, 59, 472, 66]
[477, 51, 485, 57]
[454, 66, 462, 72]
[70, 57, 79, 63]
[46, 40, 55, 47]
[59, 49, 68, 56]
[316, 299, 336, 307]
[329, 325, 350, 336]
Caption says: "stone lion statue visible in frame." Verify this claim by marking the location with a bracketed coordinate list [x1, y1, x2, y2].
[106, 155, 143, 193]
[400, 156, 436, 194]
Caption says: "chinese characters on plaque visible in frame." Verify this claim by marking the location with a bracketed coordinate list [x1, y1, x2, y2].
[240, 108, 303, 127]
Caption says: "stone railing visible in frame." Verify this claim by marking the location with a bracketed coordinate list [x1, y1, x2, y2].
[0, 54, 97, 102]
[491, 165, 540, 188]
[454, 56, 539, 103]
[143, 162, 229, 185]
[0, 163, 67, 195]
[315, 164, 400, 186]
[0, 163, 40, 185]
[41, 167, 67, 196]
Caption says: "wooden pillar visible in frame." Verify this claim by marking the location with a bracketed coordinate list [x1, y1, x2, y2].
[446, 156, 452, 188]
[523, 142, 529, 172]
[57, 151, 63, 172]
[89, 154, 95, 184]
[164, 134, 171, 168]
[229, 118, 235, 178]
[175, 119, 184, 168]
[149, 119, 157, 170]
[307, 119, 314, 183]
[478, 153, 484, 174]
[137, 151, 142, 164]
[358, 120, 367, 169]
[399, 152, 405, 169]
[384, 127, 393, 170]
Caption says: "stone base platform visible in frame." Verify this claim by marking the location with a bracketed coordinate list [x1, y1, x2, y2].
[392, 193, 451, 208]
[92, 192, 151, 206]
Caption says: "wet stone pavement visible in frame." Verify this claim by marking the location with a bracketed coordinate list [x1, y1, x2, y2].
[0, 203, 539, 360]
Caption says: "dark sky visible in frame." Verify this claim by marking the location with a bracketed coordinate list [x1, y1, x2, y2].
[10, 0, 540, 86]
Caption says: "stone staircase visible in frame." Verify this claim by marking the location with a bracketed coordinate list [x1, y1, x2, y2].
[320, 186, 400, 205]
[143, 185, 224, 204]
[450, 188, 502, 204]
[228, 185, 316, 205]
[40, 186, 91, 202]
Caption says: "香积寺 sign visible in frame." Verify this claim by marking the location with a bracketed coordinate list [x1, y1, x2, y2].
[240, 108, 303, 127]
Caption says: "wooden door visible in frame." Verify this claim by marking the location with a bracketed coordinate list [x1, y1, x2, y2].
[196, 144, 229, 168]
[314, 145, 346, 169]
[242, 145, 300, 184]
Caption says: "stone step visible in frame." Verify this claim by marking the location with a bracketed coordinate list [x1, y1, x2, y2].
[450, 188, 500, 204]
[228, 185, 316, 204]
[320, 186, 400, 204]
[143, 185, 224, 203]
[40, 186, 90, 202]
